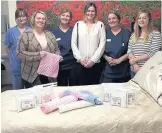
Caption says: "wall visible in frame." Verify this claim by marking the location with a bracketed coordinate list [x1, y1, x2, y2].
[1, 1, 16, 54]
[1, 1, 16, 84]
[16, 1, 161, 31]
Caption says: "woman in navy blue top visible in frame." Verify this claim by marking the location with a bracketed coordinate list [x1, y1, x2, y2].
[52, 8, 75, 86]
[100, 11, 131, 83]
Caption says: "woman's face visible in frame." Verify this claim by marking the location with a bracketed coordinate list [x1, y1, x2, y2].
[16, 12, 27, 25]
[85, 6, 96, 21]
[137, 13, 149, 28]
[60, 12, 71, 24]
[107, 13, 120, 28]
[34, 13, 46, 29]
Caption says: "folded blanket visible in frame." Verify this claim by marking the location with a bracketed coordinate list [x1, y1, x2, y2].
[37, 52, 61, 78]
[40, 95, 78, 114]
[58, 100, 95, 113]
[59, 90, 103, 105]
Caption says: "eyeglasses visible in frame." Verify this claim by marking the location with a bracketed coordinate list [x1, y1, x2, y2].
[17, 16, 27, 19]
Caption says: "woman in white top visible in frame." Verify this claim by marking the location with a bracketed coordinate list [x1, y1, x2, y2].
[17, 10, 60, 88]
[128, 9, 162, 77]
[71, 2, 106, 85]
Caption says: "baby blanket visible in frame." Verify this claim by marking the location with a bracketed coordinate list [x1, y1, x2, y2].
[59, 90, 103, 105]
[40, 95, 78, 114]
[37, 51, 61, 78]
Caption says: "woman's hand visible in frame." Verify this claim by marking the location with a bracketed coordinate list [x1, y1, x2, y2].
[113, 58, 122, 65]
[59, 56, 63, 62]
[133, 64, 140, 73]
[79, 59, 87, 66]
[129, 58, 136, 65]
[84, 60, 94, 68]
[40, 51, 47, 58]
[105, 56, 114, 65]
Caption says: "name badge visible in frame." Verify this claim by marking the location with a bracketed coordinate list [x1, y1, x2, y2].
[107, 39, 111, 42]
[122, 43, 124, 46]
[56, 38, 61, 41]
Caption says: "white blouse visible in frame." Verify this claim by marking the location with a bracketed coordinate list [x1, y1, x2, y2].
[71, 21, 106, 63]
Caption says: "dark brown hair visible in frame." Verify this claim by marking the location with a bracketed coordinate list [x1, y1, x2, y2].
[84, 2, 97, 17]
[107, 11, 121, 22]
[59, 8, 72, 20]
[15, 8, 28, 20]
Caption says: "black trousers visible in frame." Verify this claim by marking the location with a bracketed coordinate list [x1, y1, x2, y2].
[57, 69, 74, 86]
[71, 62, 103, 86]
[23, 75, 50, 88]
[100, 74, 131, 83]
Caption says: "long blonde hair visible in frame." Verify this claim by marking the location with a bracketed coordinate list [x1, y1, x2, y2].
[133, 9, 153, 43]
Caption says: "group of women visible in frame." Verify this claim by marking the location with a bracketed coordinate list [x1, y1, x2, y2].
[4, 2, 162, 89]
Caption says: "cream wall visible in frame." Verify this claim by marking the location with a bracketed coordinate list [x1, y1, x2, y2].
[1, 1, 17, 84]
[1, 1, 16, 54]
[8, 1, 17, 27]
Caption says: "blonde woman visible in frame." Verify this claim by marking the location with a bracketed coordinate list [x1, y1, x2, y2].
[128, 9, 162, 76]
[71, 2, 106, 85]
[17, 10, 60, 88]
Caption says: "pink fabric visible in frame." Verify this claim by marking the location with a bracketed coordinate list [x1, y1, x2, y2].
[41, 93, 53, 104]
[40, 95, 78, 114]
[37, 52, 61, 78]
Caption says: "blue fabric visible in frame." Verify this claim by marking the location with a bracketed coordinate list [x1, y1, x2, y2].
[61, 90, 103, 105]
[4, 26, 30, 75]
[79, 90, 103, 105]
[103, 28, 131, 79]
[11, 74, 23, 89]
[52, 27, 75, 70]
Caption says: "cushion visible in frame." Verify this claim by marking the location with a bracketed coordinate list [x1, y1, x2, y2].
[133, 51, 162, 105]
[133, 51, 162, 88]
[144, 64, 162, 106]
[58, 100, 94, 113]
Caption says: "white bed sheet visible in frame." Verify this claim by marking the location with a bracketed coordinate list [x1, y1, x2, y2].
[1, 82, 162, 133]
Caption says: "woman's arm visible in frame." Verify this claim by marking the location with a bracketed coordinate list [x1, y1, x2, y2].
[130, 31, 162, 64]
[90, 22, 106, 63]
[71, 22, 82, 61]
[113, 53, 129, 64]
[16, 32, 41, 61]
[147, 31, 162, 57]
[50, 32, 61, 55]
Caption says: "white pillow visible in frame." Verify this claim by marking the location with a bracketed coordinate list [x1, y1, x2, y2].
[58, 100, 94, 113]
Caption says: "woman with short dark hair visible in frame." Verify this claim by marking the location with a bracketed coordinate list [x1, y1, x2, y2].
[52, 8, 75, 86]
[100, 11, 131, 83]
[4, 8, 30, 89]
